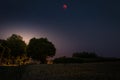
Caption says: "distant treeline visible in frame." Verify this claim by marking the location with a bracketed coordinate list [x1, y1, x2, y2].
[53, 52, 120, 64]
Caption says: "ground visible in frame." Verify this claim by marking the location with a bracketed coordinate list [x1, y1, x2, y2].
[0, 61, 120, 80]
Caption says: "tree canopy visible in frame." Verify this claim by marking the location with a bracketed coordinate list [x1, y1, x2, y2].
[0, 39, 11, 58]
[0, 34, 56, 65]
[27, 38, 56, 63]
[72, 51, 98, 58]
[7, 34, 27, 57]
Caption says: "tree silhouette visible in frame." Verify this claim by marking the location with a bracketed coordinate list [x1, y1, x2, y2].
[0, 39, 10, 64]
[72, 51, 98, 58]
[27, 38, 56, 64]
[0, 44, 5, 64]
[7, 34, 27, 57]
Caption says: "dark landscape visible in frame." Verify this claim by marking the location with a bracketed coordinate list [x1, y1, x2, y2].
[0, 61, 120, 80]
[0, 0, 120, 80]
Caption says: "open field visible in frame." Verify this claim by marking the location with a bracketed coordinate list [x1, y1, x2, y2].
[0, 62, 120, 80]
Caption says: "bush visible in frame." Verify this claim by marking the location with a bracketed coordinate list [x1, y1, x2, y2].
[53, 57, 83, 64]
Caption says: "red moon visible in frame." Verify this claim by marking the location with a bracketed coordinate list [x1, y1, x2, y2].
[63, 4, 68, 9]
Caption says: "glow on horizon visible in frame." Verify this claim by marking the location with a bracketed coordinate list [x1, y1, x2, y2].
[0, 24, 49, 44]
[4, 30, 48, 44]
[0, 23, 65, 48]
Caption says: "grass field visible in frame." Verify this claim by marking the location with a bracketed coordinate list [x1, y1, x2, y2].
[0, 62, 120, 80]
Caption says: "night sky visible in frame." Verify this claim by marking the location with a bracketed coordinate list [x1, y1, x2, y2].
[0, 0, 120, 58]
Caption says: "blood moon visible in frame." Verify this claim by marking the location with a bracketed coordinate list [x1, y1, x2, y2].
[63, 4, 68, 10]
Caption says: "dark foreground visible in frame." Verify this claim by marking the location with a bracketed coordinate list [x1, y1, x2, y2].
[0, 62, 120, 80]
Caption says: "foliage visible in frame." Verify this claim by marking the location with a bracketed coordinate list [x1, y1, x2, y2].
[15, 54, 31, 65]
[53, 52, 99, 64]
[72, 51, 98, 58]
[27, 38, 56, 64]
[0, 39, 11, 64]
[0, 39, 10, 58]
[0, 42, 5, 55]
[7, 34, 27, 57]
[53, 56, 83, 64]
[0, 34, 27, 65]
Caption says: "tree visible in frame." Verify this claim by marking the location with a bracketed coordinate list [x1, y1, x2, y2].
[0, 39, 11, 58]
[27, 38, 56, 64]
[0, 44, 5, 64]
[72, 51, 98, 58]
[0, 39, 11, 64]
[7, 34, 27, 57]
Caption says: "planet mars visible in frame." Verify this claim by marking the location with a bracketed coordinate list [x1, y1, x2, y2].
[63, 4, 68, 9]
